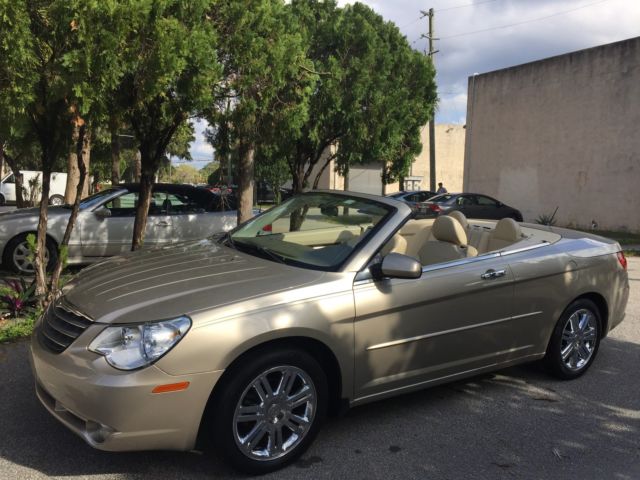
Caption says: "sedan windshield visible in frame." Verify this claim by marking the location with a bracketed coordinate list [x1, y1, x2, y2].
[227, 192, 393, 270]
[61, 189, 125, 210]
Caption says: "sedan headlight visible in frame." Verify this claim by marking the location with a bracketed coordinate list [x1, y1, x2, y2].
[88, 317, 191, 370]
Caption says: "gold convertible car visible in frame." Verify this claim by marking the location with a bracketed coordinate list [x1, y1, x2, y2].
[30, 190, 629, 473]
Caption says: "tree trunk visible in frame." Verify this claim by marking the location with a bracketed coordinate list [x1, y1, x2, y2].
[236, 141, 255, 224]
[109, 116, 121, 185]
[291, 163, 305, 194]
[64, 124, 80, 204]
[131, 167, 154, 251]
[81, 131, 91, 198]
[34, 163, 52, 300]
[134, 150, 142, 182]
[48, 125, 87, 300]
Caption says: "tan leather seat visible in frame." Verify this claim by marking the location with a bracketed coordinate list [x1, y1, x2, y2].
[447, 210, 490, 252]
[381, 234, 408, 256]
[483, 218, 522, 252]
[447, 210, 468, 229]
[418, 216, 478, 265]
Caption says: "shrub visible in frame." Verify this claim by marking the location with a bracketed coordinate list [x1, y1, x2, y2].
[1, 278, 37, 318]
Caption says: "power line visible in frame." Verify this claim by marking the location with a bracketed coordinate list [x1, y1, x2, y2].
[435, 0, 500, 13]
[440, 0, 613, 40]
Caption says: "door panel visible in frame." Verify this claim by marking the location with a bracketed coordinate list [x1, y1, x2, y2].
[354, 256, 522, 400]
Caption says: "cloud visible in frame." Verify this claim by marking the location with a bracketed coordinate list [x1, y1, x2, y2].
[339, 0, 640, 123]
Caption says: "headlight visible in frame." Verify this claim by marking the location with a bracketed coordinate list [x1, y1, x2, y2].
[88, 316, 191, 370]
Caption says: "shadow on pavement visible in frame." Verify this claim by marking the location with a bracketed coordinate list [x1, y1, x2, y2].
[0, 335, 639, 479]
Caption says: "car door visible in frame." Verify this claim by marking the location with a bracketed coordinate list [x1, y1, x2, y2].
[454, 194, 480, 218]
[80, 190, 173, 256]
[475, 195, 501, 219]
[353, 254, 520, 401]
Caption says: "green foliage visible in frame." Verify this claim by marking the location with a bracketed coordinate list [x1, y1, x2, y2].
[0, 278, 37, 318]
[0, 315, 37, 343]
[254, 0, 437, 192]
[26, 233, 37, 263]
[536, 209, 558, 226]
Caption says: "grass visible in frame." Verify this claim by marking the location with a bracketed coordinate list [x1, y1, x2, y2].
[0, 315, 36, 343]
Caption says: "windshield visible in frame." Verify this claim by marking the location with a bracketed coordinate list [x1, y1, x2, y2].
[429, 194, 455, 204]
[227, 192, 393, 270]
[72, 188, 125, 210]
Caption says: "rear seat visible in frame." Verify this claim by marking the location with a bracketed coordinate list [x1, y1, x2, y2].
[447, 211, 490, 252]
[481, 217, 522, 253]
[418, 216, 478, 265]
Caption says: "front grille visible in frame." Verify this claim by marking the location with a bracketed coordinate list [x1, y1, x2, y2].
[38, 303, 93, 354]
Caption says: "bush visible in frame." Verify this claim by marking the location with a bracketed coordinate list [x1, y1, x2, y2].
[0, 278, 37, 318]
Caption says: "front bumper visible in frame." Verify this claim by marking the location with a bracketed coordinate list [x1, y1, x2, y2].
[30, 323, 223, 452]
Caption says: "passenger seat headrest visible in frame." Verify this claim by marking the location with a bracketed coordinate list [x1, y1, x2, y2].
[381, 234, 408, 256]
[432, 216, 468, 246]
[447, 210, 468, 229]
[493, 218, 521, 241]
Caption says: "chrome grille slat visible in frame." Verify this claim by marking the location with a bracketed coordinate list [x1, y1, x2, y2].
[38, 303, 93, 354]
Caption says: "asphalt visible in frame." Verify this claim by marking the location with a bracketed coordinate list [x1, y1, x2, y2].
[0, 262, 638, 480]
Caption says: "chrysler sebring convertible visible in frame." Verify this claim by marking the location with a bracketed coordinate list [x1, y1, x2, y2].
[30, 191, 629, 473]
[0, 183, 238, 273]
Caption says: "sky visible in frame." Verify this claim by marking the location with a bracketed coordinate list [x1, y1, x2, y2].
[185, 0, 640, 168]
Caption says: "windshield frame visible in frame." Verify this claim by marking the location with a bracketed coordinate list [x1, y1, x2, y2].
[223, 191, 398, 272]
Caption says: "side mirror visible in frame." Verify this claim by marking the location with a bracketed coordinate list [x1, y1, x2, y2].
[496, 201, 504, 207]
[381, 253, 422, 279]
[94, 207, 111, 219]
[320, 205, 339, 217]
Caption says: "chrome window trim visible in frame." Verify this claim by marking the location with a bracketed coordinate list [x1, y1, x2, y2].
[353, 239, 552, 286]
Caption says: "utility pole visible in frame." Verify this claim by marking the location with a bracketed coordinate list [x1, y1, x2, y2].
[421, 8, 438, 192]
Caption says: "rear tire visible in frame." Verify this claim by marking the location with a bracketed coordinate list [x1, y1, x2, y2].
[0, 194, 5, 206]
[209, 348, 328, 474]
[49, 194, 64, 206]
[545, 299, 601, 380]
[3, 233, 58, 274]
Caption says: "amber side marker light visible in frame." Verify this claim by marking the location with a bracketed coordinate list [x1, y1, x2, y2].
[152, 382, 190, 394]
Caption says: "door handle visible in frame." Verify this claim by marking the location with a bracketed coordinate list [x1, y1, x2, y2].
[481, 269, 506, 280]
[155, 221, 170, 227]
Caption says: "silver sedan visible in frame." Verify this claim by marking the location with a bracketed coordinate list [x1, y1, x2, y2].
[30, 190, 629, 474]
[0, 183, 238, 273]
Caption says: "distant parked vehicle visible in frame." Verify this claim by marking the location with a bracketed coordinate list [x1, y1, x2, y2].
[419, 193, 523, 221]
[386, 190, 435, 212]
[256, 181, 292, 204]
[0, 183, 239, 273]
[0, 170, 67, 206]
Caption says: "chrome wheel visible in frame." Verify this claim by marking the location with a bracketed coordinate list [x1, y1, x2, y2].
[12, 240, 48, 274]
[233, 366, 317, 461]
[560, 308, 598, 371]
[49, 195, 64, 206]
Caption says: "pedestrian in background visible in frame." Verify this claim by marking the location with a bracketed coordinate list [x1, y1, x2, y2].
[436, 182, 447, 194]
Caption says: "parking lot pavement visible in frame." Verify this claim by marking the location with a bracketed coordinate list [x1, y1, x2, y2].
[0, 260, 638, 480]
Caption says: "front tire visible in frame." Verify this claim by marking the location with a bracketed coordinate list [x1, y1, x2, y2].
[3, 233, 58, 274]
[0, 194, 5, 206]
[545, 299, 601, 379]
[210, 348, 328, 474]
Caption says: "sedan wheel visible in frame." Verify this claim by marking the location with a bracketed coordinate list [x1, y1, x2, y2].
[211, 349, 327, 474]
[3, 234, 57, 274]
[546, 299, 601, 379]
[49, 194, 64, 206]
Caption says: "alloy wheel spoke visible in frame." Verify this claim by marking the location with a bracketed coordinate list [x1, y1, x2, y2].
[242, 421, 268, 447]
[578, 343, 591, 361]
[561, 343, 574, 361]
[237, 404, 262, 422]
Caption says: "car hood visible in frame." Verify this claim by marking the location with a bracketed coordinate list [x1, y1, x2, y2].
[0, 206, 71, 219]
[61, 238, 326, 324]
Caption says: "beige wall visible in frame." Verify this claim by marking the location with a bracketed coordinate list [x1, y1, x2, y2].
[464, 37, 640, 232]
[315, 123, 466, 195]
[407, 124, 466, 193]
